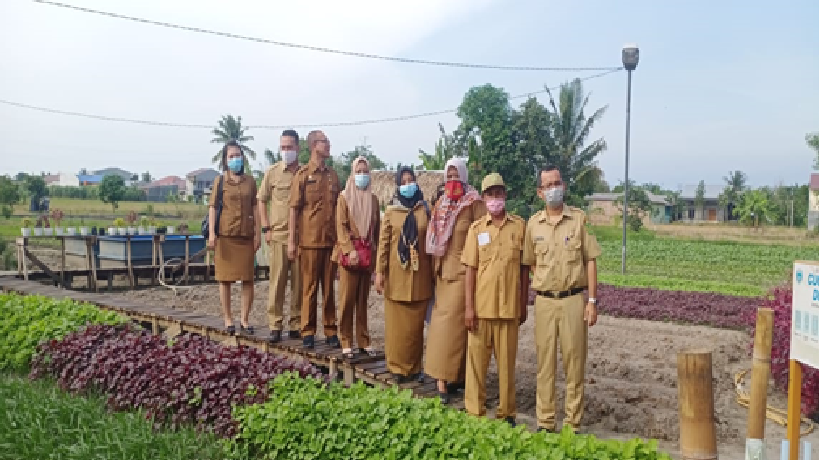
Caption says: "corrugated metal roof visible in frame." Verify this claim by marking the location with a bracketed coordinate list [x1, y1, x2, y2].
[679, 184, 723, 200]
[810, 173, 819, 191]
[77, 175, 104, 183]
[586, 191, 669, 205]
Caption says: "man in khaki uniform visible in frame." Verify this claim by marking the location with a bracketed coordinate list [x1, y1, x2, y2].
[522, 165, 601, 434]
[461, 173, 530, 427]
[288, 130, 341, 349]
[258, 129, 302, 343]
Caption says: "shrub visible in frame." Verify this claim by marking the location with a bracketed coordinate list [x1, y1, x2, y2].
[0, 293, 127, 371]
[744, 287, 819, 416]
[226, 374, 671, 460]
[30, 325, 327, 437]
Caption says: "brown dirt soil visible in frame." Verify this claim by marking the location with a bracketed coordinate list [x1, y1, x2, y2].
[115, 280, 819, 460]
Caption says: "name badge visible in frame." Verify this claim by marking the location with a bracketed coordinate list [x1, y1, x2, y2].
[477, 232, 491, 246]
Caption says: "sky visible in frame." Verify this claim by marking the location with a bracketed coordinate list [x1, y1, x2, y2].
[1, 0, 817, 190]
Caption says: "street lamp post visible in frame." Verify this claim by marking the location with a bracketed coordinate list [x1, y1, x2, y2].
[621, 44, 639, 275]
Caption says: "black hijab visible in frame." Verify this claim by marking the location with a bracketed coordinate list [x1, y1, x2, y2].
[394, 167, 424, 270]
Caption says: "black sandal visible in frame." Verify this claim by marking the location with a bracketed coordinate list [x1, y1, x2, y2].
[342, 349, 356, 360]
[357, 347, 378, 357]
[240, 325, 255, 335]
[226, 325, 236, 334]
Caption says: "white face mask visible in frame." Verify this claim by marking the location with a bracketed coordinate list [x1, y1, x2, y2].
[543, 187, 564, 207]
[282, 149, 298, 165]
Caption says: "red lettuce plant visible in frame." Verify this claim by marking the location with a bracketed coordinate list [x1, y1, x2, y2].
[529, 285, 760, 330]
[744, 287, 819, 416]
[30, 324, 327, 437]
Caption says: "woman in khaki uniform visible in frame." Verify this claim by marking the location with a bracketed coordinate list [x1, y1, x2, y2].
[207, 141, 261, 335]
[375, 167, 434, 383]
[424, 158, 485, 403]
[333, 156, 381, 359]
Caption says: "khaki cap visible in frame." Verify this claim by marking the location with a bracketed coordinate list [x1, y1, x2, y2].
[481, 173, 506, 193]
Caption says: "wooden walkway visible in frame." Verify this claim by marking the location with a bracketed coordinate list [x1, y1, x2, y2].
[0, 277, 461, 406]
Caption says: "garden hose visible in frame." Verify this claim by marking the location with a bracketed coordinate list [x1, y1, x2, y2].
[158, 248, 208, 294]
[734, 369, 815, 436]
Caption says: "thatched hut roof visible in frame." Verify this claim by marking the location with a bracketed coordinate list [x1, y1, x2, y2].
[370, 170, 445, 207]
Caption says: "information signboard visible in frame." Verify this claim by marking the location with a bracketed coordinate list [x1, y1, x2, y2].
[792, 261, 819, 369]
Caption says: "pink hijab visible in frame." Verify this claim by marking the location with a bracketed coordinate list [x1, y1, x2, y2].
[342, 156, 374, 239]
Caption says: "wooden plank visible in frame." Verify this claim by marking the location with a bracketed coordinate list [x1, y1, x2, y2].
[60, 237, 66, 288]
[126, 236, 135, 289]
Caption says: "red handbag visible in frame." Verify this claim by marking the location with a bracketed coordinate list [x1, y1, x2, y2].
[340, 238, 372, 271]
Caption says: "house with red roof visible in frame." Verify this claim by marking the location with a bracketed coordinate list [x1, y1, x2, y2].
[140, 176, 187, 202]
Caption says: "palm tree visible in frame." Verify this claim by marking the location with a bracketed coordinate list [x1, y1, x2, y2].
[210, 115, 256, 168]
[543, 78, 608, 204]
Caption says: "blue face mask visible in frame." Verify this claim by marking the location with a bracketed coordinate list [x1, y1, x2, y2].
[399, 183, 418, 198]
[354, 174, 370, 189]
[227, 157, 243, 173]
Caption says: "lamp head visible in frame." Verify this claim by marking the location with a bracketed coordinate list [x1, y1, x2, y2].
[622, 43, 639, 71]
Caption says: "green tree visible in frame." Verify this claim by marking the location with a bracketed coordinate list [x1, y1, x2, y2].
[694, 180, 706, 212]
[733, 189, 772, 228]
[264, 148, 281, 166]
[614, 181, 652, 231]
[0, 176, 22, 217]
[807, 132, 819, 169]
[98, 175, 126, 212]
[456, 84, 535, 216]
[418, 123, 464, 170]
[25, 176, 47, 201]
[210, 115, 256, 172]
[543, 78, 608, 207]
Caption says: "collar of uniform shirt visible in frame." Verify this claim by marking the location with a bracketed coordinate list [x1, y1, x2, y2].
[485, 213, 512, 226]
[307, 159, 329, 173]
[536, 205, 573, 222]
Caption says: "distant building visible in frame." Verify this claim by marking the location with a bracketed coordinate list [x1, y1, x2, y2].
[586, 192, 672, 225]
[139, 176, 186, 202]
[44, 172, 80, 187]
[77, 174, 104, 186]
[92, 167, 136, 186]
[678, 184, 731, 222]
[809, 174, 819, 231]
[185, 168, 219, 203]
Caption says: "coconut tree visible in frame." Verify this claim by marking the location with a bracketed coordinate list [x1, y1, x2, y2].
[543, 78, 608, 206]
[210, 115, 256, 170]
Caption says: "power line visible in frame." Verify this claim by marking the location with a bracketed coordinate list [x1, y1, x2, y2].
[0, 69, 621, 130]
[32, 0, 621, 73]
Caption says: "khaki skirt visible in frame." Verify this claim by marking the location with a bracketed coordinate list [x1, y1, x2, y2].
[424, 276, 468, 382]
[215, 235, 255, 282]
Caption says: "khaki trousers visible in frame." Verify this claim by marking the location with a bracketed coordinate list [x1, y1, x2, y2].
[534, 293, 588, 431]
[267, 240, 301, 331]
[464, 318, 518, 420]
[338, 267, 371, 349]
[298, 247, 337, 338]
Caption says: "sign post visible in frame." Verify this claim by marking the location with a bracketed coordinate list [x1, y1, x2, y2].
[788, 262, 819, 460]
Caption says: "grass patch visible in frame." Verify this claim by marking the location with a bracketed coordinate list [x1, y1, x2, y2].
[0, 374, 225, 460]
[590, 225, 816, 296]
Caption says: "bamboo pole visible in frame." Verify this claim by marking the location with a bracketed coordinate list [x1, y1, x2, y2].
[787, 360, 802, 460]
[678, 349, 718, 460]
[746, 307, 773, 460]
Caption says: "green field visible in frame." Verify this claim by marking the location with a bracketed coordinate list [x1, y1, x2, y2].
[591, 226, 817, 296]
[20, 197, 206, 220]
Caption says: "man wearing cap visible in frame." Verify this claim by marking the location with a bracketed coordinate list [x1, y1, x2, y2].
[522, 165, 601, 434]
[461, 173, 530, 427]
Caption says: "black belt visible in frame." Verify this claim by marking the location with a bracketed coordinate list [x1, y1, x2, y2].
[535, 287, 585, 299]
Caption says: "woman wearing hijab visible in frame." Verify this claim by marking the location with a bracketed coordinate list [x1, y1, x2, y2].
[375, 166, 434, 383]
[333, 157, 381, 359]
[424, 158, 486, 403]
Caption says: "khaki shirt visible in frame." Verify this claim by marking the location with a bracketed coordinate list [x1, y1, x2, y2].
[257, 161, 297, 243]
[289, 160, 341, 249]
[433, 200, 486, 281]
[461, 213, 526, 320]
[375, 203, 434, 303]
[332, 193, 381, 268]
[522, 206, 602, 292]
[210, 175, 257, 238]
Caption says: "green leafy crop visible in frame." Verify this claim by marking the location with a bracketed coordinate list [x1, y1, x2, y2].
[226, 374, 672, 460]
[0, 292, 128, 371]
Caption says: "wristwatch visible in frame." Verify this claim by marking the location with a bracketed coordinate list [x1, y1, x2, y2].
[588, 297, 597, 305]
[261, 226, 271, 233]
